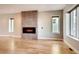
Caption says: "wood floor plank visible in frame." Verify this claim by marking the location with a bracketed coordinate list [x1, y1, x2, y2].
[0, 37, 76, 54]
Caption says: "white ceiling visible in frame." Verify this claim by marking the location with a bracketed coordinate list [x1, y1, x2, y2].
[0, 4, 66, 14]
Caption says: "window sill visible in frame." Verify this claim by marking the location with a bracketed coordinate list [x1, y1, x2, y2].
[52, 32, 60, 34]
[67, 35, 79, 41]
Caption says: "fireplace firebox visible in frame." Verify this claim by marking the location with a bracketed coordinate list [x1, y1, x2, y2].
[23, 27, 36, 33]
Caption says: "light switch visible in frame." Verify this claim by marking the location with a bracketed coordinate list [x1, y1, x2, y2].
[41, 27, 43, 29]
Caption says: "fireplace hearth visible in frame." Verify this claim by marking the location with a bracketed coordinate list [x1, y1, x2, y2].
[23, 27, 36, 33]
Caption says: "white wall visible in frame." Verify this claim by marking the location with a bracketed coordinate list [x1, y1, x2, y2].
[0, 13, 22, 38]
[38, 11, 63, 40]
[63, 4, 79, 53]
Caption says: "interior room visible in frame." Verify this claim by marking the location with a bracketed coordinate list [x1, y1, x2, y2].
[0, 4, 79, 54]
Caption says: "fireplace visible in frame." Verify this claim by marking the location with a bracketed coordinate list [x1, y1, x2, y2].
[23, 27, 36, 33]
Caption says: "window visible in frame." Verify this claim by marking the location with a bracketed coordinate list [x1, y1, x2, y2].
[52, 16, 60, 33]
[67, 5, 79, 39]
[70, 8, 77, 37]
[9, 18, 14, 32]
[70, 9, 77, 37]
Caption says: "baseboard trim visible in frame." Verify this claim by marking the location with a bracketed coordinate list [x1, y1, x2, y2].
[0, 35, 21, 38]
[0, 35, 9, 37]
[38, 37, 62, 40]
[11, 35, 21, 38]
[64, 40, 79, 54]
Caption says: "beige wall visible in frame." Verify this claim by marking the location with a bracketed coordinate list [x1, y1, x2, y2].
[38, 11, 63, 40]
[0, 10, 63, 40]
[63, 4, 79, 53]
[0, 13, 22, 38]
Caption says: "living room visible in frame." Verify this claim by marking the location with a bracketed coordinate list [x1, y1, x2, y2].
[0, 4, 79, 54]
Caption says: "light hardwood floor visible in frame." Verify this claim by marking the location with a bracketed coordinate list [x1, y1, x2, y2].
[0, 37, 76, 54]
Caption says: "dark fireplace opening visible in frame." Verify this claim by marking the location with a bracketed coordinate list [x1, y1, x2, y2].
[23, 27, 36, 34]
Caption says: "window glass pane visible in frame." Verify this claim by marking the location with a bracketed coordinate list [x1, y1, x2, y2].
[52, 16, 60, 33]
[11, 20, 14, 32]
[9, 19, 11, 32]
[9, 18, 14, 32]
[70, 9, 77, 37]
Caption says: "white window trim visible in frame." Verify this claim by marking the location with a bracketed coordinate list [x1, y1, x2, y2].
[67, 35, 79, 41]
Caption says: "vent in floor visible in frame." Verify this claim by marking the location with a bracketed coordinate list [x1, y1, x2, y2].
[69, 48, 73, 51]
